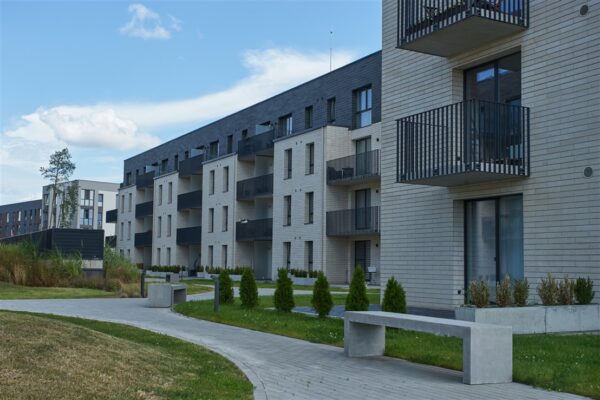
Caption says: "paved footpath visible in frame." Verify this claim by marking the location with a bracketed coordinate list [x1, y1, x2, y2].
[0, 292, 587, 400]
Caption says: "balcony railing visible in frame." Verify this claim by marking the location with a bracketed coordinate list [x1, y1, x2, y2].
[236, 174, 274, 201]
[236, 218, 273, 241]
[238, 130, 275, 160]
[106, 209, 118, 223]
[326, 207, 380, 236]
[398, 0, 529, 57]
[134, 231, 152, 247]
[179, 154, 204, 177]
[135, 201, 153, 218]
[136, 171, 155, 189]
[176, 226, 202, 245]
[178, 190, 203, 211]
[327, 149, 380, 185]
[397, 99, 530, 186]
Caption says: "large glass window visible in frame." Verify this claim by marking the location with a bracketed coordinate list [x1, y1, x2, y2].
[354, 86, 372, 128]
[284, 195, 292, 226]
[355, 189, 371, 230]
[464, 53, 521, 104]
[279, 114, 293, 137]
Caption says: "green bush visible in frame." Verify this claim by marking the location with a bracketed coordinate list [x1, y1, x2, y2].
[311, 272, 333, 318]
[557, 276, 575, 305]
[468, 279, 489, 308]
[219, 269, 234, 305]
[274, 268, 295, 312]
[239, 268, 258, 308]
[495, 274, 512, 307]
[104, 248, 139, 283]
[513, 278, 529, 306]
[538, 273, 558, 305]
[575, 277, 595, 305]
[346, 267, 369, 311]
[382, 277, 406, 313]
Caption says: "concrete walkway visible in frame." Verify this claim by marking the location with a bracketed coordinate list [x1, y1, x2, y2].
[0, 294, 587, 400]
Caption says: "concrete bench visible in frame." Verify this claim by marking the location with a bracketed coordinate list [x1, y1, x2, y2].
[344, 311, 512, 385]
[148, 284, 187, 308]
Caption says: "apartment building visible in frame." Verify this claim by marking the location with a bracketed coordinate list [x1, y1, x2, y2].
[43, 179, 119, 241]
[112, 52, 382, 282]
[381, 0, 599, 310]
[0, 200, 42, 239]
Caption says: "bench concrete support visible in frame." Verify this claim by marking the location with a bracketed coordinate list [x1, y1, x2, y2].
[148, 284, 187, 308]
[463, 327, 512, 384]
[344, 319, 385, 357]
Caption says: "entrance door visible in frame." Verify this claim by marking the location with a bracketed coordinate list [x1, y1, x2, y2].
[354, 240, 370, 277]
[355, 189, 371, 230]
[465, 195, 523, 301]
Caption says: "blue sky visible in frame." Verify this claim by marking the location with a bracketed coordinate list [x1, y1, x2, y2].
[0, 0, 381, 204]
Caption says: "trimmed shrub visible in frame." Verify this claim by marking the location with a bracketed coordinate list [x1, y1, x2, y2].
[274, 268, 295, 312]
[575, 277, 595, 305]
[239, 268, 258, 308]
[468, 279, 489, 308]
[219, 269, 234, 305]
[382, 277, 406, 313]
[538, 273, 559, 305]
[346, 267, 369, 311]
[311, 272, 333, 318]
[513, 278, 529, 306]
[495, 274, 513, 307]
[557, 276, 575, 305]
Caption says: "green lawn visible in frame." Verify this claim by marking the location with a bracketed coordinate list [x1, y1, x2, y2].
[0, 282, 117, 300]
[0, 311, 253, 400]
[176, 294, 600, 399]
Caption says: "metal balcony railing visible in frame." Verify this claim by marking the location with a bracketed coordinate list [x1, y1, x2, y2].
[397, 99, 530, 186]
[237, 130, 275, 160]
[179, 154, 204, 177]
[236, 218, 273, 241]
[236, 174, 274, 201]
[177, 190, 203, 211]
[176, 226, 202, 245]
[136, 171, 155, 189]
[134, 231, 152, 247]
[106, 209, 118, 223]
[327, 149, 380, 185]
[135, 201, 153, 218]
[326, 207, 380, 236]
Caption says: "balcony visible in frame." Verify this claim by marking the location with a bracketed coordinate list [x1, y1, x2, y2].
[176, 226, 202, 245]
[326, 207, 380, 237]
[327, 150, 380, 185]
[136, 171, 155, 189]
[135, 201, 153, 218]
[134, 231, 152, 247]
[236, 174, 274, 201]
[398, 0, 529, 57]
[106, 209, 118, 223]
[238, 130, 275, 161]
[236, 218, 273, 241]
[397, 99, 530, 186]
[179, 154, 204, 177]
[178, 190, 203, 211]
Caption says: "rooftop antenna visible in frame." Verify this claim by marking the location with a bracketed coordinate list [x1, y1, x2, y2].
[329, 28, 334, 72]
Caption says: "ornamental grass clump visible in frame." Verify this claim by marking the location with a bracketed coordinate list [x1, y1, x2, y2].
[239, 268, 258, 308]
[382, 277, 406, 313]
[575, 277, 595, 305]
[274, 268, 295, 312]
[468, 279, 489, 308]
[345, 267, 370, 311]
[557, 276, 575, 305]
[311, 272, 333, 318]
[513, 278, 529, 306]
[495, 274, 513, 307]
[218, 269, 234, 305]
[537, 273, 559, 305]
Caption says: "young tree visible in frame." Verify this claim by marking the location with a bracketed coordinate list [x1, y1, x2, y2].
[219, 269, 234, 304]
[345, 266, 369, 311]
[40, 148, 76, 228]
[311, 271, 333, 318]
[59, 182, 79, 228]
[382, 277, 407, 313]
[239, 268, 258, 308]
[274, 268, 295, 312]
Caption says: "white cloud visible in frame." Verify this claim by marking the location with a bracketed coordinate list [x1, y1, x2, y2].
[168, 15, 183, 32]
[119, 3, 174, 40]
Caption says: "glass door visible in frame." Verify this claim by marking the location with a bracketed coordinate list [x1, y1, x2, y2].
[354, 240, 370, 277]
[355, 137, 371, 177]
[354, 189, 371, 230]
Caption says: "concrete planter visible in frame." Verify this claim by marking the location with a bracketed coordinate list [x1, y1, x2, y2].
[199, 272, 242, 282]
[146, 271, 168, 278]
[455, 304, 600, 334]
[291, 276, 316, 286]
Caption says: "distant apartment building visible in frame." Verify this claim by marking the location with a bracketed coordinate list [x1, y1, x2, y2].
[381, 0, 599, 309]
[111, 52, 382, 282]
[0, 200, 42, 239]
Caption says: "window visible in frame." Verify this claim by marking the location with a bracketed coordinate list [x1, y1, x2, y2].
[98, 194, 104, 206]
[279, 114, 293, 137]
[208, 245, 214, 267]
[79, 208, 93, 226]
[184, 150, 189, 159]
[174, 155, 179, 170]
[355, 189, 372, 230]
[208, 208, 214, 232]
[284, 195, 292, 226]
[305, 192, 314, 224]
[209, 170, 215, 195]
[283, 242, 291, 270]
[284, 149, 292, 179]
[222, 245, 228, 267]
[168, 182, 173, 204]
[464, 52, 521, 104]
[305, 143, 315, 175]
[242, 129, 248, 139]
[128, 221, 131, 240]
[222, 206, 228, 232]
[157, 248, 161, 266]
[121, 195, 125, 213]
[161, 158, 168, 174]
[166, 248, 171, 266]
[127, 249, 130, 260]
[209, 140, 219, 159]
[120, 249, 124, 257]
[354, 86, 372, 128]
[157, 216, 162, 237]
[305, 106, 313, 129]
[120, 222, 124, 240]
[128, 194, 132, 212]
[327, 97, 336, 122]
[167, 215, 172, 237]
[98, 210, 102, 228]
[125, 172, 132, 185]
[158, 185, 163, 205]
[305, 241, 314, 272]
[227, 135, 233, 154]
[223, 166, 229, 192]
[355, 137, 372, 176]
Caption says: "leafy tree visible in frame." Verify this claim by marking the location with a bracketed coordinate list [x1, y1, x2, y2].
[274, 268, 295, 312]
[40, 148, 76, 228]
[311, 271, 333, 318]
[382, 277, 407, 313]
[219, 269, 234, 304]
[345, 266, 369, 311]
[239, 268, 258, 308]
[59, 182, 79, 228]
